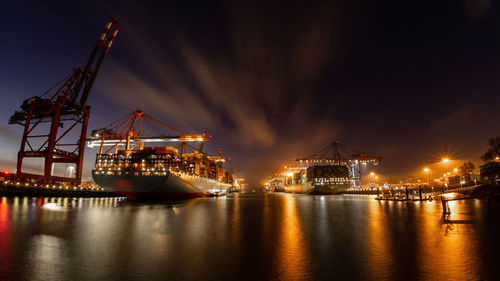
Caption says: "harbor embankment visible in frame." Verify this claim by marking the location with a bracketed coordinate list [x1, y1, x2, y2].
[0, 183, 120, 198]
[469, 183, 500, 203]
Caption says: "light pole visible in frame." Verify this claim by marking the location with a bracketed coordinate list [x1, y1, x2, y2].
[442, 158, 449, 171]
[442, 158, 450, 190]
[68, 166, 74, 178]
[424, 167, 430, 185]
[369, 172, 375, 188]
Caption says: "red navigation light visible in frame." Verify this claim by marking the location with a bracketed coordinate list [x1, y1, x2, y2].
[3, 170, 9, 175]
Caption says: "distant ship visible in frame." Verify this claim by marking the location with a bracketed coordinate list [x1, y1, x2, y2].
[268, 165, 351, 194]
[88, 110, 233, 199]
[266, 141, 382, 194]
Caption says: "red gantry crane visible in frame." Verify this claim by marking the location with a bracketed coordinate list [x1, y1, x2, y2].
[86, 109, 229, 172]
[86, 109, 212, 155]
[9, 18, 119, 184]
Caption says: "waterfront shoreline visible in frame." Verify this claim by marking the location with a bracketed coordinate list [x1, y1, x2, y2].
[0, 184, 121, 198]
[468, 183, 500, 204]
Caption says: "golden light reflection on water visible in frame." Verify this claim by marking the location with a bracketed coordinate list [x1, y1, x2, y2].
[231, 194, 241, 248]
[0, 194, 495, 280]
[277, 195, 309, 280]
[418, 200, 480, 280]
[368, 199, 483, 280]
[367, 200, 394, 279]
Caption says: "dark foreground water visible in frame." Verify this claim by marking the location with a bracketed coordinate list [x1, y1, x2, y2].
[1, 193, 499, 280]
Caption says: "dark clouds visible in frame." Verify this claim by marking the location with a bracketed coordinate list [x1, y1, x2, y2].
[95, 1, 345, 183]
[0, 125, 18, 142]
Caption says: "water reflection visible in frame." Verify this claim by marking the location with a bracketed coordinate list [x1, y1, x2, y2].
[0, 194, 498, 280]
[0, 197, 11, 280]
[277, 194, 309, 280]
[368, 200, 393, 279]
[369, 199, 487, 280]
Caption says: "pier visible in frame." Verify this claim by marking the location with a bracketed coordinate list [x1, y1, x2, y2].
[373, 185, 478, 202]
[340, 185, 479, 202]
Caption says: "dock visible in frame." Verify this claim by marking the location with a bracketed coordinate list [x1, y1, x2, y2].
[374, 185, 478, 202]
[0, 181, 121, 198]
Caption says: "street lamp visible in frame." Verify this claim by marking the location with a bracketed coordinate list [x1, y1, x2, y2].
[442, 158, 450, 187]
[423, 167, 430, 184]
[442, 158, 450, 173]
[369, 172, 376, 188]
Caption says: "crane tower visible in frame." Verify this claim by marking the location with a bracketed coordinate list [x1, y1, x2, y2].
[9, 18, 119, 184]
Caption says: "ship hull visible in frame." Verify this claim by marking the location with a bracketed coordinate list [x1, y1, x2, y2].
[92, 170, 231, 199]
[276, 183, 350, 194]
[282, 183, 315, 193]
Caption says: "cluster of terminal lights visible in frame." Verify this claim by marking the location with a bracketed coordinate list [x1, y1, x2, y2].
[92, 146, 233, 184]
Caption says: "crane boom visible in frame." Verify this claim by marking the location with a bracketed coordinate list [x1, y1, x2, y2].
[86, 110, 211, 154]
[9, 18, 120, 125]
[77, 18, 119, 109]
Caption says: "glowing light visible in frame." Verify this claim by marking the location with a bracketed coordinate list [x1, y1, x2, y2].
[442, 158, 449, 163]
[423, 168, 429, 172]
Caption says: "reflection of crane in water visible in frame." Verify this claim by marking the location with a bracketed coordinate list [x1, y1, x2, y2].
[295, 141, 383, 187]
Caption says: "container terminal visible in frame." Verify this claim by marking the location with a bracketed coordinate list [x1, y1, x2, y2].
[266, 141, 383, 194]
[88, 110, 234, 199]
[0, 18, 235, 198]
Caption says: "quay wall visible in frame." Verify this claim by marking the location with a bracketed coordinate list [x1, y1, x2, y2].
[0, 183, 121, 198]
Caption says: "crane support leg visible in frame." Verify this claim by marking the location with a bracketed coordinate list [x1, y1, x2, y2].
[44, 97, 62, 182]
[16, 105, 34, 179]
[76, 106, 90, 181]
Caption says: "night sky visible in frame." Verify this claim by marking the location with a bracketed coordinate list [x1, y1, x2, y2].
[1, 0, 499, 185]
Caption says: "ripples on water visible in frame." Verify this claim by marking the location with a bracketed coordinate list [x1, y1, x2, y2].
[0, 193, 499, 280]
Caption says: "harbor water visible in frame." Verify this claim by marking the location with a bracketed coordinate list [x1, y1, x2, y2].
[0, 193, 499, 280]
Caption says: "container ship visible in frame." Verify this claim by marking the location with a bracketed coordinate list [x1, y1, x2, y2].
[266, 141, 382, 194]
[88, 110, 233, 199]
[268, 165, 351, 194]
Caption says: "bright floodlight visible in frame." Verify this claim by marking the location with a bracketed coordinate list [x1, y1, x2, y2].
[424, 168, 429, 172]
[442, 158, 449, 163]
[369, 172, 375, 176]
